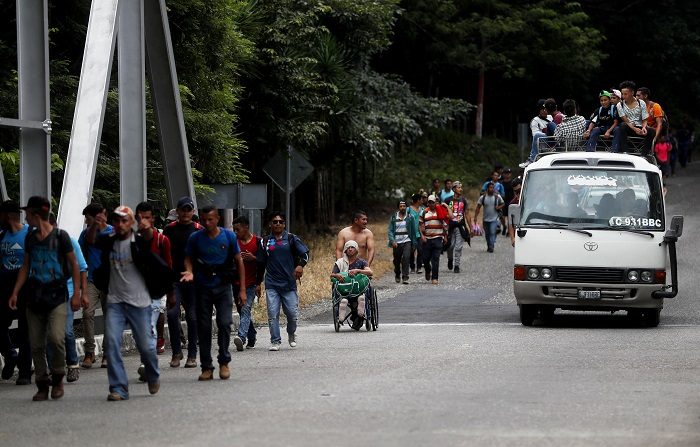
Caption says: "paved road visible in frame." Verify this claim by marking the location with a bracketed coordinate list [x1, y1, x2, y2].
[2, 162, 700, 447]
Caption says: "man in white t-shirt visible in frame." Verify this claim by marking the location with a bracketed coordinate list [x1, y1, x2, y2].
[616, 80, 655, 155]
[520, 99, 556, 168]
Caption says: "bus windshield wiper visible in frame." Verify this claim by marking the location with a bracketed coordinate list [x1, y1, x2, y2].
[579, 225, 655, 238]
[523, 222, 592, 237]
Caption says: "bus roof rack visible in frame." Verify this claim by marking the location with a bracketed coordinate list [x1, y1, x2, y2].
[534, 136, 657, 165]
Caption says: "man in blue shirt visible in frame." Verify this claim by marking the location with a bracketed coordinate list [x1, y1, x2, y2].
[257, 212, 310, 351]
[182, 205, 245, 381]
[78, 202, 113, 369]
[0, 200, 32, 384]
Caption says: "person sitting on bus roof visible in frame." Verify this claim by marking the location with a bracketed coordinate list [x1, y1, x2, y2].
[583, 91, 621, 152]
[519, 99, 556, 168]
[554, 99, 586, 151]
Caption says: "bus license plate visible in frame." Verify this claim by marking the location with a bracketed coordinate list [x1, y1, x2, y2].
[578, 290, 601, 300]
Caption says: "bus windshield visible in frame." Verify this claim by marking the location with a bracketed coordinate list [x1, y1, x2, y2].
[520, 168, 665, 231]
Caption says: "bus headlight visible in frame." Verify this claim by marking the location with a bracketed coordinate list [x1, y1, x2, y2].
[527, 268, 540, 280]
[540, 268, 553, 280]
[640, 270, 653, 283]
[627, 270, 639, 282]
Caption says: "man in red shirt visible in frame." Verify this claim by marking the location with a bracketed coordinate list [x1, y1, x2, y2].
[231, 216, 260, 350]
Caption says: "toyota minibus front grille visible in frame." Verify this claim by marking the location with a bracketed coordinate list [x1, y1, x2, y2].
[554, 267, 625, 283]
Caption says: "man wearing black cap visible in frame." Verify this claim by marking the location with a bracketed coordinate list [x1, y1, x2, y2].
[0, 200, 32, 384]
[78, 202, 113, 369]
[9, 196, 81, 401]
[163, 196, 202, 368]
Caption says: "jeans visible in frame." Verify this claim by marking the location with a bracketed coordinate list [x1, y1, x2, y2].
[82, 281, 107, 355]
[105, 302, 159, 398]
[196, 283, 233, 370]
[447, 227, 465, 268]
[484, 220, 499, 250]
[65, 303, 78, 365]
[149, 298, 164, 351]
[528, 122, 557, 161]
[422, 237, 443, 280]
[393, 241, 412, 280]
[26, 303, 67, 382]
[586, 126, 622, 152]
[167, 282, 198, 359]
[266, 288, 298, 345]
[237, 285, 257, 343]
[0, 285, 31, 378]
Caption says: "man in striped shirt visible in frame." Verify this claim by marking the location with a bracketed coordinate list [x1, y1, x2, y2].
[419, 195, 452, 285]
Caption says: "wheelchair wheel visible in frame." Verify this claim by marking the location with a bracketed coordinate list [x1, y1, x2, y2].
[333, 301, 340, 333]
[371, 288, 379, 331]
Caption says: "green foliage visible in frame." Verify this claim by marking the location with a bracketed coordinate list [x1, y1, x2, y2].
[370, 128, 522, 199]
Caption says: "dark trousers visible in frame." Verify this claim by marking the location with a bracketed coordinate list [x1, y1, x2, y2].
[167, 282, 198, 359]
[393, 241, 412, 280]
[617, 125, 656, 155]
[422, 237, 443, 280]
[0, 281, 32, 379]
[196, 283, 233, 371]
[410, 242, 423, 271]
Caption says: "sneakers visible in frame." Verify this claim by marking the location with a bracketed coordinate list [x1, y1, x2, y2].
[487, 247, 494, 253]
[425, 269, 431, 281]
[402, 279, 409, 284]
[1, 354, 17, 380]
[148, 381, 160, 395]
[198, 369, 214, 381]
[518, 159, 532, 168]
[501, 227, 507, 236]
[66, 365, 80, 383]
[219, 363, 230, 380]
[289, 334, 297, 348]
[269, 344, 281, 351]
[81, 352, 95, 369]
[100, 356, 108, 368]
[170, 352, 183, 368]
[233, 336, 244, 352]
[453, 266, 460, 274]
[137, 365, 146, 382]
[156, 338, 165, 355]
[395, 275, 400, 283]
[447, 259, 453, 270]
[246, 339, 256, 349]
[184, 357, 198, 368]
[107, 392, 127, 401]
[416, 269, 422, 275]
[431, 279, 439, 285]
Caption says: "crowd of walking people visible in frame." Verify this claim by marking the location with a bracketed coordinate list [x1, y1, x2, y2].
[0, 196, 309, 401]
[387, 166, 521, 286]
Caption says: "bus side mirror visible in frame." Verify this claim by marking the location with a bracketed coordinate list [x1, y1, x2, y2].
[665, 215, 683, 240]
[509, 204, 520, 226]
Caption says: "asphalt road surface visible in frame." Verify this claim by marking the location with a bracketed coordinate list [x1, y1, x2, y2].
[2, 162, 700, 447]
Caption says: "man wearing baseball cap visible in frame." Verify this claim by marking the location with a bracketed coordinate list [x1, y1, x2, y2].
[9, 196, 81, 401]
[163, 197, 202, 368]
[93, 205, 172, 400]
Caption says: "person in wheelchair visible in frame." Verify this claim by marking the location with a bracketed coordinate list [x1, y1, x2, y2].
[331, 241, 372, 330]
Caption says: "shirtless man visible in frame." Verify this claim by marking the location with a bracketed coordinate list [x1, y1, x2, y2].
[335, 211, 375, 266]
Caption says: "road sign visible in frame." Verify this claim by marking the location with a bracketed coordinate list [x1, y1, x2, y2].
[263, 147, 314, 192]
[196, 183, 267, 210]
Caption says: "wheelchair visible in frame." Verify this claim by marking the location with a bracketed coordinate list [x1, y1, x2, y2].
[332, 282, 378, 332]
